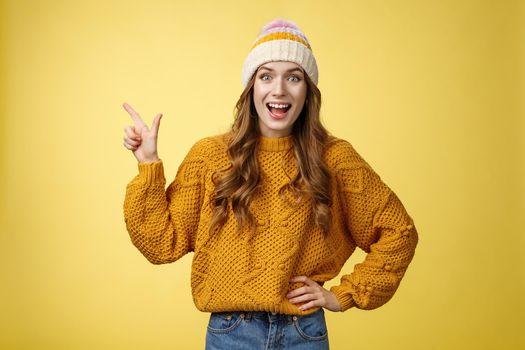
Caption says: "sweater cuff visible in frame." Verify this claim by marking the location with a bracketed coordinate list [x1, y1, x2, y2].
[137, 159, 165, 184]
[330, 285, 357, 312]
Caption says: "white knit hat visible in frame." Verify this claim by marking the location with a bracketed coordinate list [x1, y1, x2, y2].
[241, 19, 318, 87]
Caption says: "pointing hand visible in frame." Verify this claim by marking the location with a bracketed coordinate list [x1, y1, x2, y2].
[122, 102, 162, 163]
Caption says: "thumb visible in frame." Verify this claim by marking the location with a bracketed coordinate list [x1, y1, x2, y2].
[150, 113, 163, 136]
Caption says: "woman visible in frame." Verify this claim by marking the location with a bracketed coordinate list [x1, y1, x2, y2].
[122, 19, 418, 350]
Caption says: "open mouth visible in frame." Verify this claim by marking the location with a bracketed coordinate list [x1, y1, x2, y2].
[266, 103, 292, 119]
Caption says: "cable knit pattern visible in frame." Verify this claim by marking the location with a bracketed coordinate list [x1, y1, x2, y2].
[123, 133, 418, 315]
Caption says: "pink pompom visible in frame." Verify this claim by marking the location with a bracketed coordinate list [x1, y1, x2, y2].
[261, 18, 299, 32]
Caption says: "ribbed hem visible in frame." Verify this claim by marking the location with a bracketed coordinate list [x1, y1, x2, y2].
[198, 300, 323, 317]
[137, 159, 165, 184]
[258, 135, 293, 152]
[329, 285, 357, 312]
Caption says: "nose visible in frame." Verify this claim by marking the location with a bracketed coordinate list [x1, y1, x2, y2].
[272, 77, 286, 96]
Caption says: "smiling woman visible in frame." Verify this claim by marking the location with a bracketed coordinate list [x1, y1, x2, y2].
[253, 61, 307, 137]
[122, 17, 418, 350]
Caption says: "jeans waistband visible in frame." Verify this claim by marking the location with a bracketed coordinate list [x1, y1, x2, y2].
[211, 308, 323, 323]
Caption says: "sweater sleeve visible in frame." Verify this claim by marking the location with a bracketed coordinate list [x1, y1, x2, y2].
[329, 142, 419, 312]
[122, 141, 208, 264]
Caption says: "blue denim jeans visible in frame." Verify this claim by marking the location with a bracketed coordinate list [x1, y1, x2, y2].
[205, 307, 329, 349]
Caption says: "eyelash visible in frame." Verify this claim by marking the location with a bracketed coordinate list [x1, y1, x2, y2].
[259, 73, 302, 82]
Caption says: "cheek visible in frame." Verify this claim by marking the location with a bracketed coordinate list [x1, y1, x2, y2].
[252, 97, 266, 117]
[253, 89, 270, 111]
[296, 93, 307, 110]
[254, 98, 265, 112]
[294, 86, 307, 104]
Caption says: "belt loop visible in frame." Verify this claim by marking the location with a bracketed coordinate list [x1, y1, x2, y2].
[268, 311, 279, 323]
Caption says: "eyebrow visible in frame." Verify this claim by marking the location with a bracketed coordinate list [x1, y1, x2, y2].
[258, 67, 304, 74]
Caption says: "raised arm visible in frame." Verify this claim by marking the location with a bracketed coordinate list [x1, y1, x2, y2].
[329, 142, 419, 311]
[122, 141, 207, 264]
[123, 104, 207, 264]
[121, 102, 208, 264]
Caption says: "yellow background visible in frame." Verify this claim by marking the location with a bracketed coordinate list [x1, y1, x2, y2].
[1, 0, 523, 349]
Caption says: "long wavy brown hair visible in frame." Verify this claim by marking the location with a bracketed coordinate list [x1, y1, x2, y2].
[208, 66, 334, 238]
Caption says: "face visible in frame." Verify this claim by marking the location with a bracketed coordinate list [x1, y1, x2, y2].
[253, 61, 307, 138]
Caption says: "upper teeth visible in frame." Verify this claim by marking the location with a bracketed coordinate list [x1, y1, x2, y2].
[268, 103, 290, 108]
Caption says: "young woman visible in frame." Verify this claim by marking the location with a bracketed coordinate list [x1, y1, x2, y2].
[122, 19, 418, 350]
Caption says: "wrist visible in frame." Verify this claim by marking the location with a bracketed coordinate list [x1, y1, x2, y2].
[140, 156, 160, 164]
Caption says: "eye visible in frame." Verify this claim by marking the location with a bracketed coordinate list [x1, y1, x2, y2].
[260, 73, 271, 81]
[289, 75, 302, 82]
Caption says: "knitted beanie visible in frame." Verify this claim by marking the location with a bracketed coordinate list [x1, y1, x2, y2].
[241, 18, 318, 87]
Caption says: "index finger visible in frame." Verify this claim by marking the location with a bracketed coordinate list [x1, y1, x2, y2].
[122, 102, 146, 127]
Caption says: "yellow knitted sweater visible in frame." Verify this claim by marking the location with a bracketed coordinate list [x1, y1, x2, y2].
[123, 133, 418, 316]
